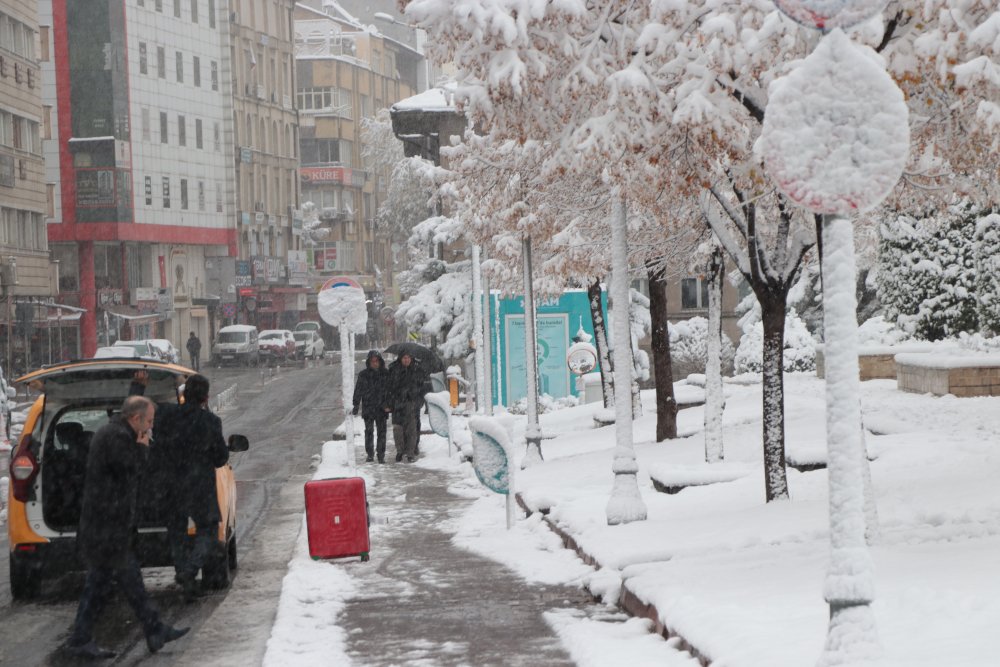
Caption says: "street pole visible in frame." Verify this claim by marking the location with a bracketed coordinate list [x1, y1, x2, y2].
[521, 236, 542, 467]
[340, 325, 355, 461]
[471, 244, 485, 413]
[482, 272, 494, 416]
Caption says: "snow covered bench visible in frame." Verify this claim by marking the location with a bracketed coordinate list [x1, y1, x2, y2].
[896, 353, 1000, 397]
[647, 463, 751, 495]
[786, 443, 878, 473]
[815, 343, 934, 381]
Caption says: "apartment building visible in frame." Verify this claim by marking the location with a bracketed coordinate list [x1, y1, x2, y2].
[227, 0, 305, 330]
[293, 0, 420, 333]
[0, 1, 58, 373]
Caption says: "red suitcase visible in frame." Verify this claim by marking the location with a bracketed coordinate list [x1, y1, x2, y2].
[304, 477, 370, 561]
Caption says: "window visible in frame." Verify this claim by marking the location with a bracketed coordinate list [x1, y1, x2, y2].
[195, 118, 203, 148]
[43, 105, 52, 139]
[175, 51, 183, 82]
[173, 0, 181, 18]
[208, 0, 216, 28]
[299, 138, 351, 166]
[144, 176, 152, 205]
[159, 111, 168, 143]
[162, 177, 171, 208]
[177, 115, 186, 146]
[197, 180, 205, 210]
[157, 46, 165, 78]
[46, 184, 56, 217]
[215, 180, 223, 212]
[192, 56, 200, 86]
[681, 277, 710, 310]
[140, 107, 150, 141]
[210, 60, 218, 90]
[139, 42, 147, 74]
[180, 178, 188, 209]
[213, 121, 220, 151]
[190, 0, 198, 23]
[39, 26, 49, 62]
[155, 0, 162, 11]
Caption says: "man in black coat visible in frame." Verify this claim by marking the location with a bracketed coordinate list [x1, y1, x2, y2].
[352, 350, 390, 463]
[387, 352, 424, 462]
[65, 396, 189, 659]
[133, 372, 228, 602]
[186, 332, 202, 371]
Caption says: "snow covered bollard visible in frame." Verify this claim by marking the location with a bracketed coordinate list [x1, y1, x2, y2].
[468, 416, 516, 529]
[759, 12, 908, 665]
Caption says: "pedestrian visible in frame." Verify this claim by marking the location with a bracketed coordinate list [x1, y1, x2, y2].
[131, 372, 229, 602]
[186, 331, 202, 371]
[63, 396, 189, 659]
[387, 352, 424, 463]
[352, 350, 391, 463]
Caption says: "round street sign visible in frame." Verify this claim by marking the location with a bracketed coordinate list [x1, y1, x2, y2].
[320, 275, 363, 291]
[772, 0, 890, 31]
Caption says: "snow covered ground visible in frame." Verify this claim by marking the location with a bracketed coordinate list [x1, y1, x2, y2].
[264, 372, 998, 665]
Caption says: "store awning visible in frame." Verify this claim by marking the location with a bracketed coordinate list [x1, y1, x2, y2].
[104, 305, 164, 322]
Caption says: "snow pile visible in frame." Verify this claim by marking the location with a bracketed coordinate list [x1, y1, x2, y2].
[758, 29, 909, 215]
[856, 316, 909, 346]
[957, 332, 1000, 353]
[668, 317, 735, 378]
[734, 309, 817, 374]
[507, 393, 580, 416]
[545, 609, 701, 667]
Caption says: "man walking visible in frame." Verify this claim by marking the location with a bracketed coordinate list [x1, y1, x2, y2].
[132, 372, 229, 602]
[64, 396, 189, 659]
[186, 331, 202, 371]
[352, 350, 391, 463]
[387, 352, 423, 463]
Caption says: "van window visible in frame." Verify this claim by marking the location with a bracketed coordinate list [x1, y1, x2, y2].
[218, 331, 248, 343]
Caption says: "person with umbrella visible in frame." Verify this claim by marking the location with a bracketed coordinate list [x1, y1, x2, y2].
[386, 351, 425, 462]
[384, 342, 442, 455]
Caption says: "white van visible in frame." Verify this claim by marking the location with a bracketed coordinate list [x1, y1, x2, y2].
[211, 325, 259, 366]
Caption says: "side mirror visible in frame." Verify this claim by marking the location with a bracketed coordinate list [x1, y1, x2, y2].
[228, 434, 249, 452]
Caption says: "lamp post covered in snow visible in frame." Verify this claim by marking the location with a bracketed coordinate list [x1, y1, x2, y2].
[759, 2, 906, 663]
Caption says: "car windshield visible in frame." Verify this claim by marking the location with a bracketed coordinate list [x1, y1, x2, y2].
[260, 333, 282, 340]
[116, 342, 150, 353]
[218, 332, 247, 343]
[293, 332, 308, 341]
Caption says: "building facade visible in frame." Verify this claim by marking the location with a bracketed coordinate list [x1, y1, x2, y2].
[1, 0, 58, 374]
[227, 0, 305, 331]
[293, 1, 420, 341]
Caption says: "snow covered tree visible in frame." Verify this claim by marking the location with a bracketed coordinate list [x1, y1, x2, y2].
[975, 213, 1000, 336]
[396, 261, 475, 359]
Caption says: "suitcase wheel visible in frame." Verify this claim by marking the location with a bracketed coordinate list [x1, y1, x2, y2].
[361, 553, 370, 562]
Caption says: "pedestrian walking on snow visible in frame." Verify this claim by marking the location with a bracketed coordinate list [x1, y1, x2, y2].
[352, 350, 391, 463]
[387, 352, 424, 463]
[64, 396, 189, 659]
[186, 332, 202, 371]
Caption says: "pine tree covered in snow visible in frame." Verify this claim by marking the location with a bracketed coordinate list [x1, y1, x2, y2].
[974, 213, 1000, 335]
[396, 261, 474, 360]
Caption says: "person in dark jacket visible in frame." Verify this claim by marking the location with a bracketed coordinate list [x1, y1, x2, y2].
[64, 396, 189, 659]
[132, 372, 228, 602]
[186, 332, 202, 371]
[352, 350, 390, 463]
[387, 352, 424, 462]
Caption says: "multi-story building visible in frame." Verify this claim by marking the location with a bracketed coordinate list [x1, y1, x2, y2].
[293, 1, 421, 337]
[41, 0, 241, 357]
[226, 0, 305, 331]
[0, 1, 59, 373]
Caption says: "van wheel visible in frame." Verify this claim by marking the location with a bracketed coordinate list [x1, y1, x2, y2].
[202, 539, 231, 590]
[9, 554, 42, 600]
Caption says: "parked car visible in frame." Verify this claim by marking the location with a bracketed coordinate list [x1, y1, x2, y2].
[6, 358, 250, 599]
[142, 339, 180, 364]
[258, 329, 296, 362]
[94, 346, 138, 359]
[211, 325, 259, 366]
[112, 340, 159, 360]
[292, 330, 325, 360]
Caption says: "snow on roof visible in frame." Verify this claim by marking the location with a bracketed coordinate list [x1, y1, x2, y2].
[219, 324, 256, 332]
[392, 84, 457, 112]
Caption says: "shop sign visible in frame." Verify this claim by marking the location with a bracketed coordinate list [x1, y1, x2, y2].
[157, 287, 173, 314]
[76, 169, 116, 207]
[265, 257, 282, 283]
[251, 256, 266, 285]
[255, 212, 265, 225]
[300, 166, 348, 184]
[241, 147, 253, 163]
[236, 260, 252, 287]
[98, 288, 124, 307]
[241, 211, 252, 226]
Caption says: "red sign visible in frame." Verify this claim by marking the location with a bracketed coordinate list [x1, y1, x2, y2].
[300, 166, 348, 185]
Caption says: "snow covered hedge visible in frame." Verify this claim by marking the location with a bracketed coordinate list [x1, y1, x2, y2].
[734, 309, 816, 374]
[668, 317, 735, 378]
[507, 393, 579, 416]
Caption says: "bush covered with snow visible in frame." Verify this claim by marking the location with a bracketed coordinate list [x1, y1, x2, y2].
[856, 316, 910, 346]
[734, 309, 816, 374]
[507, 393, 580, 415]
[667, 317, 735, 378]
[876, 203, 995, 341]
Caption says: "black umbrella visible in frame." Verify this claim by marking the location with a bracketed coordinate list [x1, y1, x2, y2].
[384, 342, 444, 372]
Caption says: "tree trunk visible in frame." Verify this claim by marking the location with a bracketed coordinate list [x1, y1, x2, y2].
[760, 290, 790, 502]
[646, 262, 677, 441]
[704, 247, 725, 462]
[588, 278, 615, 409]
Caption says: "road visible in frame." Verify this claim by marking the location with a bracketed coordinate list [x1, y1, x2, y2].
[0, 360, 342, 665]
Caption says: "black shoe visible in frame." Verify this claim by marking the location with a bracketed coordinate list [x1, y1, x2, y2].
[395, 453, 403, 462]
[365, 455, 374, 462]
[146, 625, 190, 654]
[65, 640, 116, 660]
[378, 457, 385, 464]
[405, 455, 416, 463]
[176, 574, 201, 603]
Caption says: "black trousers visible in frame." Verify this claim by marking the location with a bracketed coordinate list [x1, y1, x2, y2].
[189, 352, 200, 371]
[363, 415, 387, 460]
[70, 554, 160, 645]
[167, 514, 219, 580]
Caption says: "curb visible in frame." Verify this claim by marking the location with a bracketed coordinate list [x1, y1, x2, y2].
[515, 493, 712, 666]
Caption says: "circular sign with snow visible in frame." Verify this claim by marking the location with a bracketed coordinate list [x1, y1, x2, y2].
[772, 0, 889, 30]
[566, 342, 598, 376]
[318, 285, 368, 332]
[758, 29, 909, 215]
